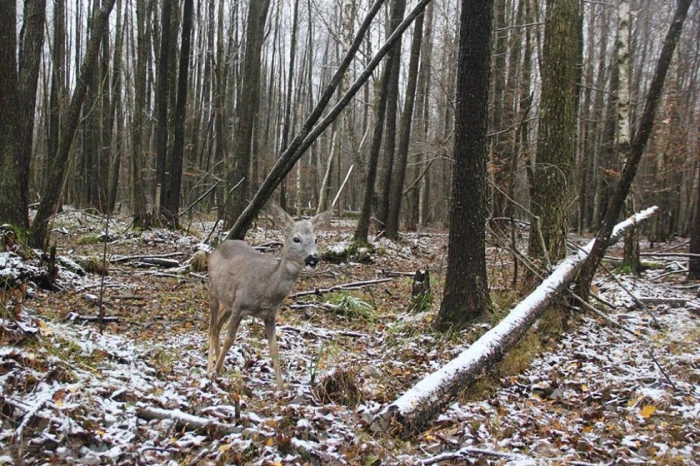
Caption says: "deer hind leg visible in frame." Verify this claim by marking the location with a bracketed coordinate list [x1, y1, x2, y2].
[213, 307, 242, 374]
[264, 316, 284, 391]
[207, 298, 221, 373]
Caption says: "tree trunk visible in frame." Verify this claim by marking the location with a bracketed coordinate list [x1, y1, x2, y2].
[689, 156, 700, 279]
[376, 0, 407, 229]
[408, 3, 433, 231]
[434, 0, 493, 329]
[527, 0, 580, 264]
[29, 0, 117, 248]
[373, 207, 658, 438]
[385, 11, 424, 239]
[576, 0, 692, 300]
[155, 0, 173, 223]
[354, 53, 392, 244]
[224, 0, 393, 240]
[131, 0, 151, 228]
[163, 0, 194, 228]
[617, 0, 641, 273]
[0, 0, 46, 228]
[223, 0, 271, 229]
[107, 0, 123, 214]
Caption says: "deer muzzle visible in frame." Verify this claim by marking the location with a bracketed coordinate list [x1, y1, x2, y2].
[304, 254, 320, 269]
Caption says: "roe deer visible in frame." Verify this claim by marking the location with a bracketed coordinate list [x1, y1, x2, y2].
[207, 204, 331, 390]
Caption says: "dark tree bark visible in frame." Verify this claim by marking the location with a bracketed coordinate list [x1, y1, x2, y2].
[0, 0, 46, 228]
[385, 11, 424, 239]
[689, 158, 700, 279]
[0, 1, 21, 226]
[107, 0, 124, 214]
[212, 0, 227, 218]
[490, 0, 508, 225]
[435, 0, 493, 329]
[131, 0, 151, 228]
[355, 51, 392, 244]
[162, 0, 194, 228]
[225, 0, 432, 241]
[527, 0, 580, 264]
[376, 0, 407, 229]
[278, 0, 300, 212]
[46, 0, 65, 194]
[223, 0, 271, 229]
[577, 0, 693, 299]
[224, 0, 390, 240]
[597, 61, 620, 228]
[29, 0, 117, 249]
[408, 2, 433, 230]
[155, 0, 173, 220]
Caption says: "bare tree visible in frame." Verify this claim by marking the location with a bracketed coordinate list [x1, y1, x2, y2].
[385, 11, 424, 239]
[436, 0, 493, 329]
[29, 0, 117, 248]
[0, 0, 46, 228]
[376, 0, 407, 229]
[223, 0, 271, 228]
[577, 0, 693, 299]
[527, 0, 580, 265]
[163, 0, 194, 227]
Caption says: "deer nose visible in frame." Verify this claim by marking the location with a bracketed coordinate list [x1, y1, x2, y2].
[305, 254, 320, 268]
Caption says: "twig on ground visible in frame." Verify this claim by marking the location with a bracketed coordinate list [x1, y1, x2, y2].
[290, 278, 394, 298]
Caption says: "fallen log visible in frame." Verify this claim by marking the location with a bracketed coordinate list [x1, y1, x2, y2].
[370, 206, 658, 437]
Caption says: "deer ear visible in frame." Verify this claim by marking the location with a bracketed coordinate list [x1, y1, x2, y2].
[265, 203, 295, 231]
[310, 209, 332, 229]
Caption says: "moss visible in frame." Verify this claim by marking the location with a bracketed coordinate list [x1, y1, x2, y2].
[325, 291, 375, 320]
[76, 234, 101, 245]
[79, 256, 110, 276]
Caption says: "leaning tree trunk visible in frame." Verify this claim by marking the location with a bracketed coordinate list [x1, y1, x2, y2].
[223, 0, 390, 240]
[29, 0, 117, 249]
[577, 0, 692, 300]
[373, 207, 658, 437]
[225, 0, 435, 241]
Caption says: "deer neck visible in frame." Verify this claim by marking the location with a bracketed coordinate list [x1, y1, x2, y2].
[272, 253, 303, 298]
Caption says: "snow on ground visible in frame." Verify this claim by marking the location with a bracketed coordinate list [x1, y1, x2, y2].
[1, 212, 698, 464]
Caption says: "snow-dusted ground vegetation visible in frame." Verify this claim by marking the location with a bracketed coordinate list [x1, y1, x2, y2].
[1, 209, 698, 465]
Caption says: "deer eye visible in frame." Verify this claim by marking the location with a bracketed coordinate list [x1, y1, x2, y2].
[315, 238, 318, 244]
[293, 237, 301, 243]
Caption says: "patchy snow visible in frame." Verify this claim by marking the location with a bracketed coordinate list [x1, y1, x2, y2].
[1, 206, 698, 464]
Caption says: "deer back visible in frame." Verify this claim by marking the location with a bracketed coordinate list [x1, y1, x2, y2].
[208, 240, 289, 315]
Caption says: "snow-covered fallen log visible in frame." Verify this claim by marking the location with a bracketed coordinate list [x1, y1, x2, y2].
[371, 206, 659, 437]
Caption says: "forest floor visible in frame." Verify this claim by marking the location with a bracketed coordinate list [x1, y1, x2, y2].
[1, 208, 699, 465]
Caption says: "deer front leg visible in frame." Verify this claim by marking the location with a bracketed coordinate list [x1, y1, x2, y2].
[213, 308, 242, 374]
[264, 316, 284, 391]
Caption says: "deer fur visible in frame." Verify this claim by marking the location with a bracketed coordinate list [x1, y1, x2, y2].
[207, 204, 331, 390]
